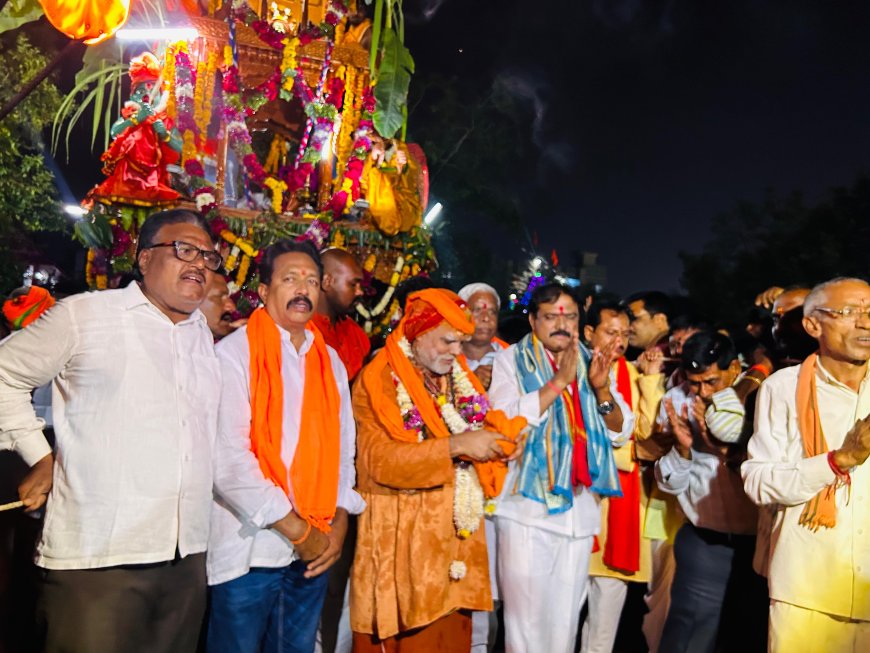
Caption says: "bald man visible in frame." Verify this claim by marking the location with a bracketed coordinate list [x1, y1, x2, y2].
[311, 249, 371, 381]
[312, 249, 370, 653]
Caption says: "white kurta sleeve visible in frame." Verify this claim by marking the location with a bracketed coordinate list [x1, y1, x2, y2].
[489, 346, 545, 426]
[212, 340, 293, 529]
[0, 302, 75, 465]
[741, 380, 834, 507]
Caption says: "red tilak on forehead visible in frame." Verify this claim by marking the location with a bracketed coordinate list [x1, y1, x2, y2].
[559, 305, 565, 314]
[481, 302, 489, 310]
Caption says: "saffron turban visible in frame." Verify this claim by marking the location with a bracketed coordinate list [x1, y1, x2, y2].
[129, 52, 161, 88]
[3, 286, 55, 330]
[401, 288, 474, 342]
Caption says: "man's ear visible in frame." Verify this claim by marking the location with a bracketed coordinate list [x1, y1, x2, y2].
[654, 313, 669, 332]
[802, 314, 822, 339]
[257, 283, 268, 307]
[583, 324, 594, 344]
[322, 273, 333, 291]
[137, 249, 151, 277]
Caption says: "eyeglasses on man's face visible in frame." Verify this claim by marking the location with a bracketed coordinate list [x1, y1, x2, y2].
[813, 306, 870, 323]
[146, 240, 222, 272]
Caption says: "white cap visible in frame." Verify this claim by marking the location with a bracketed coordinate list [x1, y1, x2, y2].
[458, 283, 500, 309]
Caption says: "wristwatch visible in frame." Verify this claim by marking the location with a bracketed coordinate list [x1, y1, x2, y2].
[597, 400, 615, 416]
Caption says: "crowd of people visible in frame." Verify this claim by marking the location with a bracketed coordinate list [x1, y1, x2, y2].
[1, 207, 869, 653]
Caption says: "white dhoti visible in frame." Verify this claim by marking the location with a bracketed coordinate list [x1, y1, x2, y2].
[581, 576, 629, 653]
[497, 518, 593, 653]
[471, 516, 500, 652]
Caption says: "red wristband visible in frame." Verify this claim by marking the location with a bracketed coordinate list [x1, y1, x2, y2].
[546, 380, 564, 395]
[747, 363, 772, 378]
[827, 451, 851, 485]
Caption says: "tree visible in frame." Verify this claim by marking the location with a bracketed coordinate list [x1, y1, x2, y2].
[0, 33, 67, 294]
[680, 177, 870, 323]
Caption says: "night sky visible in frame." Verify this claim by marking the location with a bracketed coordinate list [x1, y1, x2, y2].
[403, 0, 870, 294]
[49, 1, 870, 296]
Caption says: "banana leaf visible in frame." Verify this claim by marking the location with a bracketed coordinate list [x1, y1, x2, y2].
[73, 214, 113, 250]
[373, 27, 414, 139]
[0, 0, 42, 34]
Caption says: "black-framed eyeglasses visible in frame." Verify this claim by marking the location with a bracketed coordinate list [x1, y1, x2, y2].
[146, 241, 222, 272]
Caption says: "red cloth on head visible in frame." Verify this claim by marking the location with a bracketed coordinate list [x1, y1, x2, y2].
[401, 289, 472, 342]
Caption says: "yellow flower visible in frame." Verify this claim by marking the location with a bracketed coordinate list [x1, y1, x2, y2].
[484, 500, 497, 516]
[457, 528, 471, 540]
[436, 395, 448, 406]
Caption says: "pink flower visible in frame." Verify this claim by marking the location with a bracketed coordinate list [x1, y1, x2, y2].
[185, 160, 205, 177]
[110, 224, 132, 258]
[324, 11, 339, 26]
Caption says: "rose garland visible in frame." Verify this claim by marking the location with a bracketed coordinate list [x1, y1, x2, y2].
[394, 336, 492, 544]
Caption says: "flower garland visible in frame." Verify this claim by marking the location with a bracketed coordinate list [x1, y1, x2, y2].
[356, 254, 403, 333]
[394, 336, 491, 542]
[174, 45, 198, 165]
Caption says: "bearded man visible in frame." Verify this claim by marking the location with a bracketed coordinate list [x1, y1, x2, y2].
[489, 282, 634, 653]
[350, 288, 526, 651]
[311, 248, 370, 381]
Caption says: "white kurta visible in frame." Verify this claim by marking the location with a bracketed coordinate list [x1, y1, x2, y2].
[207, 325, 365, 586]
[488, 344, 634, 653]
[742, 361, 870, 651]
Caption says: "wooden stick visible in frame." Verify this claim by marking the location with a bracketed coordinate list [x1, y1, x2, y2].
[0, 500, 24, 512]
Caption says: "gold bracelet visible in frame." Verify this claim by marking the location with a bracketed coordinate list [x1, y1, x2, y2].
[743, 374, 762, 386]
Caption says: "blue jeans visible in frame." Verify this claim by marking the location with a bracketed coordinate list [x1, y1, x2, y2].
[207, 561, 329, 653]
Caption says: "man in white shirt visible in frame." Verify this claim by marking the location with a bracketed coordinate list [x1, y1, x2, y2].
[457, 281, 508, 653]
[0, 209, 222, 653]
[206, 239, 365, 653]
[489, 282, 634, 653]
[743, 277, 870, 652]
[655, 331, 766, 653]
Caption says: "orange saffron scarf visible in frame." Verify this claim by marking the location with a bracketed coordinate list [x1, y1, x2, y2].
[797, 352, 838, 531]
[360, 289, 526, 498]
[247, 307, 341, 532]
[3, 286, 55, 330]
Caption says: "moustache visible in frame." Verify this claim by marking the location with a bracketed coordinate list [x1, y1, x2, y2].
[550, 330, 571, 338]
[286, 296, 313, 311]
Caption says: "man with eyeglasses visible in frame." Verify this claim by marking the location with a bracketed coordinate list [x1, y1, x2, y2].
[488, 282, 633, 653]
[743, 277, 870, 652]
[0, 209, 221, 652]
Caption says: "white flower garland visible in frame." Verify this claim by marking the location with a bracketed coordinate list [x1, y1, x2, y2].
[449, 560, 467, 581]
[394, 336, 486, 544]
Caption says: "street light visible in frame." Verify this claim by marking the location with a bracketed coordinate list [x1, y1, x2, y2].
[63, 204, 86, 218]
[424, 202, 443, 225]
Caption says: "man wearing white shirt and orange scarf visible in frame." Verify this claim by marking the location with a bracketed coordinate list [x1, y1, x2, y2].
[0, 209, 223, 653]
[743, 277, 870, 652]
[489, 282, 634, 653]
[207, 239, 365, 653]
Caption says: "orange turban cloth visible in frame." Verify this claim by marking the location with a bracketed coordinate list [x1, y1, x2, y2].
[3, 286, 55, 330]
[360, 287, 526, 499]
[400, 288, 474, 342]
[129, 52, 162, 88]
